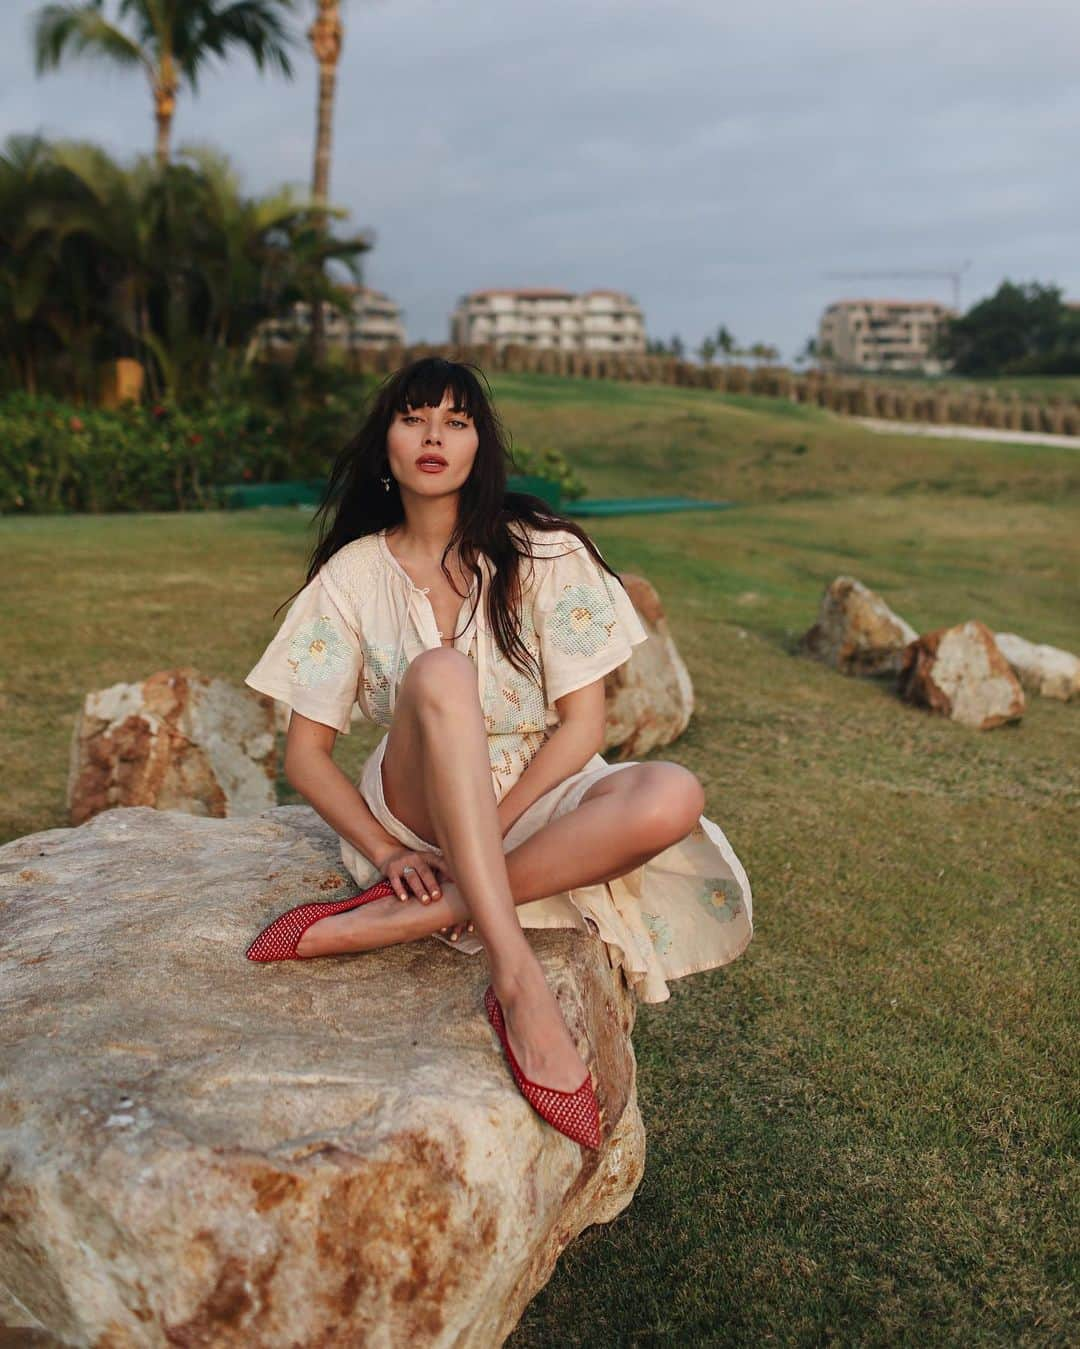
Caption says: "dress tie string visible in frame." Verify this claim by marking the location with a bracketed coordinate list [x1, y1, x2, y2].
[385, 554, 491, 720]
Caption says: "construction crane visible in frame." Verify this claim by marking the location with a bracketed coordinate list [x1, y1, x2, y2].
[822, 261, 973, 312]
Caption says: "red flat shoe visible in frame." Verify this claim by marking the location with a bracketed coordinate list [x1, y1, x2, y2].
[246, 878, 396, 961]
[483, 984, 601, 1149]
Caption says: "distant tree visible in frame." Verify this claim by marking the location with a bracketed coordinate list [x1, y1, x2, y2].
[795, 336, 818, 368]
[670, 333, 685, 359]
[937, 280, 1075, 375]
[33, 0, 299, 167]
[716, 325, 736, 363]
[697, 335, 717, 365]
[0, 134, 369, 398]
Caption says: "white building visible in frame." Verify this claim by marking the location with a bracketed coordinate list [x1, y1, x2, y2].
[450, 288, 647, 352]
[260, 285, 406, 350]
[818, 298, 956, 374]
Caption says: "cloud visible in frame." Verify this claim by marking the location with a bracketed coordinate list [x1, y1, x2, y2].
[3, 0, 1078, 355]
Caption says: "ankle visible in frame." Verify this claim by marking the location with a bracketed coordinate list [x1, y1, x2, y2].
[490, 950, 547, 1003]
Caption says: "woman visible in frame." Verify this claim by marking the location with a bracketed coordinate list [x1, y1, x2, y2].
[244, 357, 753, 1149]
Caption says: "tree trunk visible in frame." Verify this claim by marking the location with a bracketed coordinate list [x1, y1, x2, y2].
[309, 1, 343, 366]
[154, 55, 178, 167]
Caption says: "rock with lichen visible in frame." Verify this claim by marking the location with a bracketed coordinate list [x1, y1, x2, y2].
[0, 803, 644, 1347]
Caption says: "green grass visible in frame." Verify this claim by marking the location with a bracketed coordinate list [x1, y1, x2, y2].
[1, 373, 1077, 1345]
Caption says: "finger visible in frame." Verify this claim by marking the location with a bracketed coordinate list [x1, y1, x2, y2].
[388, 868, 410, 902]
[416, 861, 441, 901]
[401, 863, 429, 903]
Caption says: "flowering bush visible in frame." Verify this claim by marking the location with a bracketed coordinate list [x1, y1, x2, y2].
[509, 445, 587, 501]
[0, 395, 584, 514]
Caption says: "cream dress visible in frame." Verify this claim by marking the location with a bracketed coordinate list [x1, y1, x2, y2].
[244, 524, 753, 1004]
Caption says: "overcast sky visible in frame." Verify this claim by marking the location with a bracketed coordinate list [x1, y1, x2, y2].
[2, 0, 1077, 360]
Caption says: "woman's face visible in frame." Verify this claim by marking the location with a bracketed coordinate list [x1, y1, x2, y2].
[385, 391, 479, 500]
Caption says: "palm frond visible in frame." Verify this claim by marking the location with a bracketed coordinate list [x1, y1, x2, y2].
[33, 3, 148, 75]
[179, 0, 299, 87]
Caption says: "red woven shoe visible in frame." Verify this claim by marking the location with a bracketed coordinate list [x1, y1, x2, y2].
[483, 984, 601, 1149]
[246, 878, 396, 961]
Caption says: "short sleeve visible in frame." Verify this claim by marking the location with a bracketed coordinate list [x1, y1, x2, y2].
[244, 570, 362, 734]
[534, 532, 649, 706]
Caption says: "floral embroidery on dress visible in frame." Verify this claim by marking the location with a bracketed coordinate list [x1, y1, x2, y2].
[361, 643, 410, 724]
[548, 581, 618, 658]
[488, 730, 548, 793]
[287, 616, 355, 689]
[696, 876, 744, 922]
[641, 910, 674, 955]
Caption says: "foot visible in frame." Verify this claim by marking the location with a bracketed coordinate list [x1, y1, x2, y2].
[495, 958, 589, 1094]
[294, 885, 472, 957]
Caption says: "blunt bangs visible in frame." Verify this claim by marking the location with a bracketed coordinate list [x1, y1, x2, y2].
[392, 358, 484, 421]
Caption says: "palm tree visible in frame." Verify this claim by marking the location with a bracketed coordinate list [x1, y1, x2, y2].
[308, 0, 343, 363]
[32, 1, 299, 167]
[0, 133, 371, 398]
[716, 325, 736, 364]
[696, 335, 717, 366]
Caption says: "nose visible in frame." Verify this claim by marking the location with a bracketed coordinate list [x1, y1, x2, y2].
[423, 425, 442, 445]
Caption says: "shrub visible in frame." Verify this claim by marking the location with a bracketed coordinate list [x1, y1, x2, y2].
[0, 394, 585, 514]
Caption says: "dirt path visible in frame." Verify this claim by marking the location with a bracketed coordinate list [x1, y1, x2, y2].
[851, 415, 1080, 450]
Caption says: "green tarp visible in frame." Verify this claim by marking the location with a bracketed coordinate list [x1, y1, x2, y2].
[218, 476, 732, 517]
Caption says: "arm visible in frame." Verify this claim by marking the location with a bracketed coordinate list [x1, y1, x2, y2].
[283, 711, 404, 871]
[494, 678, 606, 838]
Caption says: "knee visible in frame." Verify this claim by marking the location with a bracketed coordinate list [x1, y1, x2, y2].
[400, 647, 478, 713]
[628, 764, 705, 847]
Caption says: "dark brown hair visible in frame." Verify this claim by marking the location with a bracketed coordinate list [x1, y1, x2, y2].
[280, 356, 626, 686]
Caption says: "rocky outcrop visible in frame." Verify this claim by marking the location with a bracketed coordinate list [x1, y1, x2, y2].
[67, 668, 276, 825]
[898, 620, 1025, 729]
[799, 576, 918, 676]
[0, 804, 644, 1348]
[602, 572, 694, 759]
[994, 632, 1080, 702]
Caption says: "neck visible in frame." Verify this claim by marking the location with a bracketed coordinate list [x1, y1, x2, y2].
[391, 494, 461, 561]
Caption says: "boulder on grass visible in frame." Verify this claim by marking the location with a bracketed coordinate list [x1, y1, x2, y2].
[67, 669, 276, 825]
[994, 632, 1080, 702]
[799, 575, 918, 676]
[898, 620, 1025, 729]
[0, 804, 644, 1348]
[602, 572, 694, 759]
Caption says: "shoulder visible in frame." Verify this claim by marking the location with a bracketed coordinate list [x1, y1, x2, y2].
[512, 521, 590, 562]
[320, 532, 383, 616]
[322, 528, 380, 588]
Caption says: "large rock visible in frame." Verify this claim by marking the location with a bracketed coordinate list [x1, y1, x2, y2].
[994, 632, 1080, 702]
[67, 669, 276, 825]
[799, 575, 918, 676]
[898, 620, 1025, 729]
[602, 572, 694, 759]
[0, 805, 644, 1347]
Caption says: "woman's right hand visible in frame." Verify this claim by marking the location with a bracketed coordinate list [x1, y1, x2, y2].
[377, 847, 453, 904]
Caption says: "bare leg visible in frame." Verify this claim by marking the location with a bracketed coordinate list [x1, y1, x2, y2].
[298, 659, 703, 1097]
[300, 650, 700, 1093]
[302, 760, 701, 953]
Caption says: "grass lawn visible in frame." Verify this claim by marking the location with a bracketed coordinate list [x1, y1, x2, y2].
[2, 375, 1077, 1344]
